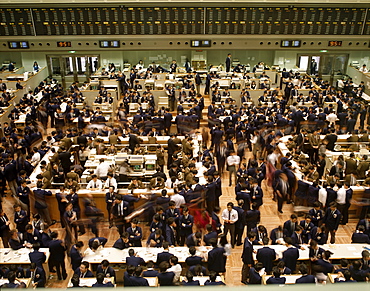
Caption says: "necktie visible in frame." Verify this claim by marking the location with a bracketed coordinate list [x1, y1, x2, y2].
[228, 211, 231, 220]
[94, 182, 96, 188]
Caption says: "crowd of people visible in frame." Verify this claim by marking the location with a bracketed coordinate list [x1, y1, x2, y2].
[0, 62, 369, 287]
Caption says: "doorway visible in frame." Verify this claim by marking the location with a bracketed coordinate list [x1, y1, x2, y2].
[46, 55, 99, 88]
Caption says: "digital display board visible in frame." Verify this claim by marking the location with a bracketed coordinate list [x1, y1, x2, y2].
[191, 40, 211, 47]
[57, 41, 72, 47]
[328, 40, 343, 46]
[281, 40, 301, 47]
[99, 40, 120, 48]
[0, 7, 368, 36]
[8, 41, 29, 49]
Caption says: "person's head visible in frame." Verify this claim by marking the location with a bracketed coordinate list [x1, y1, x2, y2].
[131, 218, 138, 228]
[189, 246, 196, 256]
[305, 215, 312, 224]
[127, 265, 136, 275]
[33, 242, 41, 251]
[13, 204, 21, 213]
[80, 261, 89, 274]
[163, 241, 169, 250]
[167, 217, 175, 227]
[101, 259, 110, 270]
[128, 248, 135, 257]
[135, 266, 143, 277]
[329, 201, 337, 211]
[262, 236, 269, 246]
[169, 256, 178, 266]
[71, 274, 80, 287]
[362, 250, 370, 260]
[75, 241, 84, 249]
[295, 225, 303, 234]
[159, 261, 169, 273]
[248, 231, 256, 241]
[309, 239, 318, 250]
[272, 266, 281, 278]
[290, 214, 298, 222]
[96, 273, 105, 284]
[146, 260, 154, 269]
[323, 250, 333, 260]
[25, 224, 33, 233]
[352, 260, 361, 270]
[313, 201, 321, 209]
[342, 270, 352, 281]
[255, 262, 264, 272]
[7, 271, 16, 283]
[284, 237, 293, 246]
[340, 259, 349, 268]
[226, 202, 234, 211]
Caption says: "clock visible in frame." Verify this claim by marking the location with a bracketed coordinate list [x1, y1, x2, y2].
[57, 41, 72, 47]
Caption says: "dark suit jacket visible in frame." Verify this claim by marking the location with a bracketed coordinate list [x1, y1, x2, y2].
[25, 267, 45, 287]
[165, 225, 176, 246]
[283, 220, 298, 237]
[270, 228, 288, 245]
[70, 245, 83, 271]
[241, 238, 254, 265]
[208, 247, 226, 273]
[248, 268, 262, 284]
[351, 232, 370, 243]
[316, 259, 333, 275]
[88, 237, 107, 248]
[185, 255, 203, 267]
[323, 208, 341, 230]
[204, 231, 217, 246]
[256, 247, 276, 273]
[156, 251, 173, 266]
[74, 268, 94, 278]
[48, 239, 66, 262]
[142, 269, 159, 277]
[113, 238, 130, 250]
[126, 256, 145, 267]
[282, 247, 299, 272]
[29, 250, 46, 269]
[295, 275, 316, 283]
[96, 265, 116, 278]
[129, 276, 149, 286]
[266, 277, 286, 284]
[157, 272, 175, 286]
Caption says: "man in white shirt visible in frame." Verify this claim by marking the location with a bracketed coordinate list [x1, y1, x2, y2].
[318, 185, 327, 207]
[326, 111, 338, 127]
[104, 172, 117, 190]
[336, 184, 346, 220]
[226, 151, 240, 186]
[165, 176, 180, 189]
[170, 190, 186, 208]
[221, 202, 238, 248]
[359, 64, 368, 73]
[86, 174, 103, 190]
[95, 158, 110, 180]
[31, 148, 41, 167]
[168, 256, 182, 283]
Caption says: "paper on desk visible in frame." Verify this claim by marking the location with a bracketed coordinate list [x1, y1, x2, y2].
[347, 246, 356, 251]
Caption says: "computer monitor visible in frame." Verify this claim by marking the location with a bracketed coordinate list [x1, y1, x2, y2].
[133, 164, 142, 172]
[146, 164, 155, 171]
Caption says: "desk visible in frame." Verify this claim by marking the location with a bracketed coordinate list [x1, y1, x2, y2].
[73, 116, 110, 123]
[180, 276, 224, 286]
[0, 248, 50, 265]
[262, 274, 301, 284]
[68, 277, 115, 287]
[145, 277, 158, 287]
[82, 246, 210, 264]
[253, 244, 368, 261]
[0, 278, 31, 288]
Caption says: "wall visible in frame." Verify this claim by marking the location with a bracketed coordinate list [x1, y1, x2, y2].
[1, 52, 23, 68]
[207, 50, 274, 67]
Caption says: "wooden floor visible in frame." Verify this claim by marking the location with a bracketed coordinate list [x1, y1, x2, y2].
[0, 150, 358, 287]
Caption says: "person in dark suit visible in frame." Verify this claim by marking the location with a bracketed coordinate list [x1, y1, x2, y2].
[245, 203, 260, 234]
[105, 186, 116, 228]
[270, 225, 287, 245]
[24, 263, 46, 288]
[322, 202, 342, 244]
[182, 271, 200, 286]
[185, 246, 203, 267]
[165, 217, 177, 246]
[28, 243, 46, 270]
[111, 194, 129, 236]
[126, 248, 145, 267]
[233, 200, 245, 246]
[113, 232, 131, 250]
[24, 224, 41, 245]
[225, 54, 231, 72]
[9, 229, 24, 250]
[127, 218, 143, 247]
[74, 261, 94, 278]
[266, 267, 286, 284]
[129, 266, 149, 286]
[291, 226, 305, 249]
[208, 238, 227, 274]
[204, 271, 226, 285]
[142, 261, 159, 277]
[356, 214, 370, 237]
[334, 270, 357, 283]
[308, 202, 323, 227]
[185, 232, 202, 247]
[70, 241, 84, 272]
[156, 242, 173, 266]
[204, 224, 218, 246]
[282, 237, 299, 272]
[88, 237, 107, 248]
[96, 259, 116, 278]
[157, 261, 175, 286]
[295, 264, 316, 283]
[248, 262, 263, 284]
[299, 215, 315, 243]
[146, 229, 164, 247]
[13, 205, 28, 233]
[252, 225, 268, 245]
[241, 232, 256, 284]
[0, 209, 11, 247]
[283, 214, 298, 237]
[308, 240, 324, 263]
[352, 225, 370, 243]
[250, 179, 264, 208]
[316, 250, 334, 275]
[92, 273, 114, 288]
[256, 237, 276, 274]
[49, 231, 67, 280]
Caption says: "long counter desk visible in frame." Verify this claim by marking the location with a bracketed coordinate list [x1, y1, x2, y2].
[253, 243, 368, 261]
[82, 246, 210, 265]
[0, 248, 50, 265]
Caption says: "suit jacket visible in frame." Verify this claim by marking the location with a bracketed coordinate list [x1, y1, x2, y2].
[127, 226, 143, 247]
[241, 238, 254, 265]
[113, 238, 130, 250]
[248, 268, 262, 284]
[256, 247, 276, 273]
[295, 275, 316, 284]
[142, 269, 159, 277]
[356, 219, 370, 236]
[316, 259, 333, 275]
[282, 247, 299, 272]
[156, 250, 173, 266]
[266, 277, 286, 284]
[96, 265, 116, 278]
[283, 220, 298, 237]
[270, 228, 288, 245]
[74, 269, 94, 278]
[323, 208, 341, 230]
[351, 232, 370, 243]
[157, 272, 175, 286]
[345, 158, 357, 175]
[126, 256, 145, 267]
[179, 215, 193, 236]
[25, 267, 45, 287]
[308, 208, 323, 226]
[208, 247, 226, 273]
[185, 255, 203, 266]
[49, 239, 66, 262]
[204, 231, 218, 246]
[88, 237, 107, 248]
[129, 276, 149, 286]
[29, 250, 46, 269]
[165, 225, 176, 246]
[70, 245, 83, 271]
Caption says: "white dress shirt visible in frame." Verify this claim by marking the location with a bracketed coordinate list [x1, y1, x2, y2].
[226, 155, 240, 166]
[95, 162, 111, 178]
[86, 179, 103, 190]
[105, 177, 118, 190]
[221, 208, 238, 223]
[170, 194, 186, 208]
[336, 187, 346, 205]
[318, 187, 327, 206]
